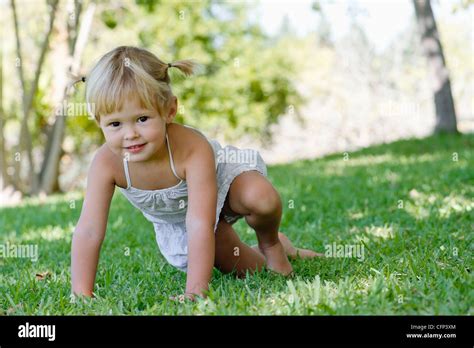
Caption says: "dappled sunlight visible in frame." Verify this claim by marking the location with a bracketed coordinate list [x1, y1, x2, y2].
[346, 223, 397, 240]
[0, 230, 22, 243]
[253, 273, 402, 314]
[0, 133, 471, 315]
[364, 224, 395, 239]
[395, 153, 446, 165]
[322, 152, 446, 176]
[332, 154, 395, 167]
[348, 211, 366, 221]
[259, 276, 331, 314]
[438, 194, 473, 218]
[9, 191, 83, 209]
[372, 170, 401, 185]
[404, 190, 473, 220]
[19, 224, 73, 242]
[405, 189, 438, 219]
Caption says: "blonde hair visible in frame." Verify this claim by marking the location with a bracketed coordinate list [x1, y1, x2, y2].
[85, 46, 197, 121]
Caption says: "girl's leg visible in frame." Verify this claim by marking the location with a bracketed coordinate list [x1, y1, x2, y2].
[214, 218, 266, 277]
[214, 219, 323, 277]
[222, 171, 293, 275]
[252, 232, 325, 259]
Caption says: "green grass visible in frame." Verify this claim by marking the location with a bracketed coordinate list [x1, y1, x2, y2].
[1, 133, 473, 315]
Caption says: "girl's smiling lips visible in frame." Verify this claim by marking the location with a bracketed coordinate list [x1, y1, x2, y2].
[124, 143, 147, 153]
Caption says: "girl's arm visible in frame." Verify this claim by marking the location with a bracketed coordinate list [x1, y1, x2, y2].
[184, 138, 217, 298]
[71, 146, 115, 297]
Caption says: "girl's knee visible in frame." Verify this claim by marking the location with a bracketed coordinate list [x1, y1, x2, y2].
[245, 184, 282, 217]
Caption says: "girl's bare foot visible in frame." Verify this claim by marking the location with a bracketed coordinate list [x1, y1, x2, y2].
[277, 232, 325, 259]
[250, 232, 323, 275]
[258, 241, 293, 276]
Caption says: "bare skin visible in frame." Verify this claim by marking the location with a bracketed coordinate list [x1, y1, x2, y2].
[170, 172, 324, 302]
[214, 171, 324, 278]
[72, 91, 320, 301]
[253, 232, 325, 260]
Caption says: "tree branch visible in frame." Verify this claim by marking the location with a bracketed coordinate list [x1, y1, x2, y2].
[11, 0, 60, 194]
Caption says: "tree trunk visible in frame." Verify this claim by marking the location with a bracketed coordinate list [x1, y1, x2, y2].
[0, 45, 9, 190]
[413, 0, 458, 133]
[39, 2, 95, 194]
[11, 0, 60, 195]
[38, 9, 70, 195]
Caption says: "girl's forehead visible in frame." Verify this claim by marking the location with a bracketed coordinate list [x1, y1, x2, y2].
[103, 96, 155, 119]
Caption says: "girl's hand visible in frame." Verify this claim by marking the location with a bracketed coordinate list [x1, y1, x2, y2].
[169, 293, 198, 303]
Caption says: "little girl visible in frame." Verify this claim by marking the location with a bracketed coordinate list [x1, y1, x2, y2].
[71, 46, 321, 301]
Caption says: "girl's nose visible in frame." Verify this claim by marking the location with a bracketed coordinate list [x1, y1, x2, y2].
[124, 126, 139, 140]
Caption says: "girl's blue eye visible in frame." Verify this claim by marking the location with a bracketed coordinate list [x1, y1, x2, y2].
[110, 121, 120, 127]
[138, 116, 149, 123]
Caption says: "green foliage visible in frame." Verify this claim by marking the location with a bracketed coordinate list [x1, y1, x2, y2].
[452, 0, 474, 12]
[101, 10, 118, 29]
[66, 88, 104, 152]
[95, 0, 302, 141]
[58, 0, 304, 160]
[1, 133, 472, 314]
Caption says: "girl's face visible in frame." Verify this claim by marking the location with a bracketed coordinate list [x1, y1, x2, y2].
[99, 96, 177, 162]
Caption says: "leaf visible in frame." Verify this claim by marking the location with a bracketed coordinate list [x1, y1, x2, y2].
[35, 271, 51, 281]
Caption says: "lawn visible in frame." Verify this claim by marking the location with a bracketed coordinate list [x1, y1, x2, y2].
[0, 133, 472, 315]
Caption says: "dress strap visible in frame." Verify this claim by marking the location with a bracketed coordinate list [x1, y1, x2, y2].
[166, 133, 184, 181]
[123, 157, 132, 189]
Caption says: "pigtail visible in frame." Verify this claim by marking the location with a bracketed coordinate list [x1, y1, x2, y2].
[167, 59, 199, 77]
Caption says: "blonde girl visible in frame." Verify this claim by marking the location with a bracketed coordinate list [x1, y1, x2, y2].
[71, 46, 321, 301]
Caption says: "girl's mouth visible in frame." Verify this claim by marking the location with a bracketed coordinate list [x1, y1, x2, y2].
[125, 143, 147, 153]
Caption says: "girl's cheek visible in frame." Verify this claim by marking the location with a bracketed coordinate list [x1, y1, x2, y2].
[103, 132, 119, 150]
[102, 132, 111, 145]
[142, 128, 158, 141]
[103, 129, 116, 141]
[151, 129, 162, 140]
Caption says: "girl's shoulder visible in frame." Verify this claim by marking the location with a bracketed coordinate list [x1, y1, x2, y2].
[167, 123, 210, 157]
[168, 123, 214, 178]
[93, 143, 122, 187]
[168, 122, 207, 141]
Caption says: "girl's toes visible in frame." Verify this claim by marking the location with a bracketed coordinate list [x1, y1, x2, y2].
[277, 232, 297, 255]
[295, 248, 325, 259]
[277, 232, 325, 259]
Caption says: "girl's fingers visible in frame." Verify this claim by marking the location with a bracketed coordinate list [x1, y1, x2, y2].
[169, 293, 196, 302]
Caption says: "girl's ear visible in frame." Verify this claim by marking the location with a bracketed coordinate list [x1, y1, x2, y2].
[165, 96, 178, 124]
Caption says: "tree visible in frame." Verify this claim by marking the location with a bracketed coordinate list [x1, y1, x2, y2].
[312, 0, 333, 47]
[0, 45, 7, 191]
[128, 0, 302, 141]
[10, 0, 60, 194]
[2, 0, 302, 197]
[413, 0, 458, 133]
[8, 0, 95, 196]
[38, 2, 95, 194]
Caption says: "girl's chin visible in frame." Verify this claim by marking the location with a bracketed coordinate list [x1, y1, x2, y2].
[122, 148, 157, 162]
[117, 143, 161, 161]
[122, 151, 145, 160]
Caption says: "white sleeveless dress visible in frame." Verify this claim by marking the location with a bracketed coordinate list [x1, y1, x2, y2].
[118, 126, 267, 272]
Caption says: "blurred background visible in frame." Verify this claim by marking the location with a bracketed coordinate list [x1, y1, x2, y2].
[0, 0, 473, 202]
